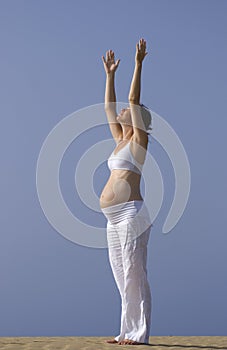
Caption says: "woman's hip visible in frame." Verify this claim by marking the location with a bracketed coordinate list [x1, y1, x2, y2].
[101, 200, 147, 224]
[103, 200, 152, 247]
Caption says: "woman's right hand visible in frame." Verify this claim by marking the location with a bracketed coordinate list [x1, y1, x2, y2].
[102, 50, 120, 75]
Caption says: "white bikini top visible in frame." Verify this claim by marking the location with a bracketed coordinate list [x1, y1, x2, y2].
[107, 140, 143, 175]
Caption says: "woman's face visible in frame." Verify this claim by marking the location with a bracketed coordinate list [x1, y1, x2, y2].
[117, 107, 132, 126]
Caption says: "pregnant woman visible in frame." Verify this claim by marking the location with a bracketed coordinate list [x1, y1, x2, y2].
[100, 38, 153, 346]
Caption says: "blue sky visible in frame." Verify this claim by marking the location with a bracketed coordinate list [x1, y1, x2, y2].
[0, 0, 227, 336]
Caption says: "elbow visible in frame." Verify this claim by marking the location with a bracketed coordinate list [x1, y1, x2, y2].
[105, 102, 116, 111]
[128, 97, 140, 105]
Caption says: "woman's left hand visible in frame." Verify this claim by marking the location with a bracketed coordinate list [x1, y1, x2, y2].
[135, 38, 148, 64]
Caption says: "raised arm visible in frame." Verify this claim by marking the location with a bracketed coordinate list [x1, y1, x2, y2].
[128, 38, 148, 140]
[128, 38, 148, 104]
[102, 50, 122, 143]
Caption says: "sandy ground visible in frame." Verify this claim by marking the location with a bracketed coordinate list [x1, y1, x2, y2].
[0, 337, 226, 350]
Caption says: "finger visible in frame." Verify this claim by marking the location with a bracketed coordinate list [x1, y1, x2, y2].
[102, 55, 106, 64]
[136, 43, 139, 51]
[116, 59, 120, 66]
[141, 38, 146, 48]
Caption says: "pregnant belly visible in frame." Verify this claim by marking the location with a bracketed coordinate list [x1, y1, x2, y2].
[99, 172, 142, 208]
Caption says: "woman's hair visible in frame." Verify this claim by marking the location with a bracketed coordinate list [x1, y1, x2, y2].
[140, 104, 153, 136]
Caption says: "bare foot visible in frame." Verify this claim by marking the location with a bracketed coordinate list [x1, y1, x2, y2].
[106, 339, 118, 344]
[118, 338, 144, 345]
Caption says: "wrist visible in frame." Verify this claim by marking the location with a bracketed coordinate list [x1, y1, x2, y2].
[106, 72, 115, 78]
[135, 61, 142, 68]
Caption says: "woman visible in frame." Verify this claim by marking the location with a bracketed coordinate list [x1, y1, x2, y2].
[100, 38, 153, 346]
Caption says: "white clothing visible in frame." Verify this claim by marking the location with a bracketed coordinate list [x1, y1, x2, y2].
[107, 140, 143, 174]
[101, 200, 152, 344]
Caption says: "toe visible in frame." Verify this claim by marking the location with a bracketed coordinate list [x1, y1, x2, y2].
[106, 339, 118, 344]
[121, 339, 143, 345]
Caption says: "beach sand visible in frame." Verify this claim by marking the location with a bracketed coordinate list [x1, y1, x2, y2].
[0, 336, 226, 350]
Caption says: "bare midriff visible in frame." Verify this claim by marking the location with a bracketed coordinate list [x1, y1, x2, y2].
[99, 169, 143, 208]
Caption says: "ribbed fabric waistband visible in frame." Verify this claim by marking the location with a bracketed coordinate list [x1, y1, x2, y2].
[101, 200, 144, 225]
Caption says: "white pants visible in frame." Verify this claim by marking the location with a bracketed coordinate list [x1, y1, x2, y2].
[102, 201, 152, 344]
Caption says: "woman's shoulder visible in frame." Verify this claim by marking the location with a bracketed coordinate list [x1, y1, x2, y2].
[129, 134, 148, 165]
[130, 133, 148, 149]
